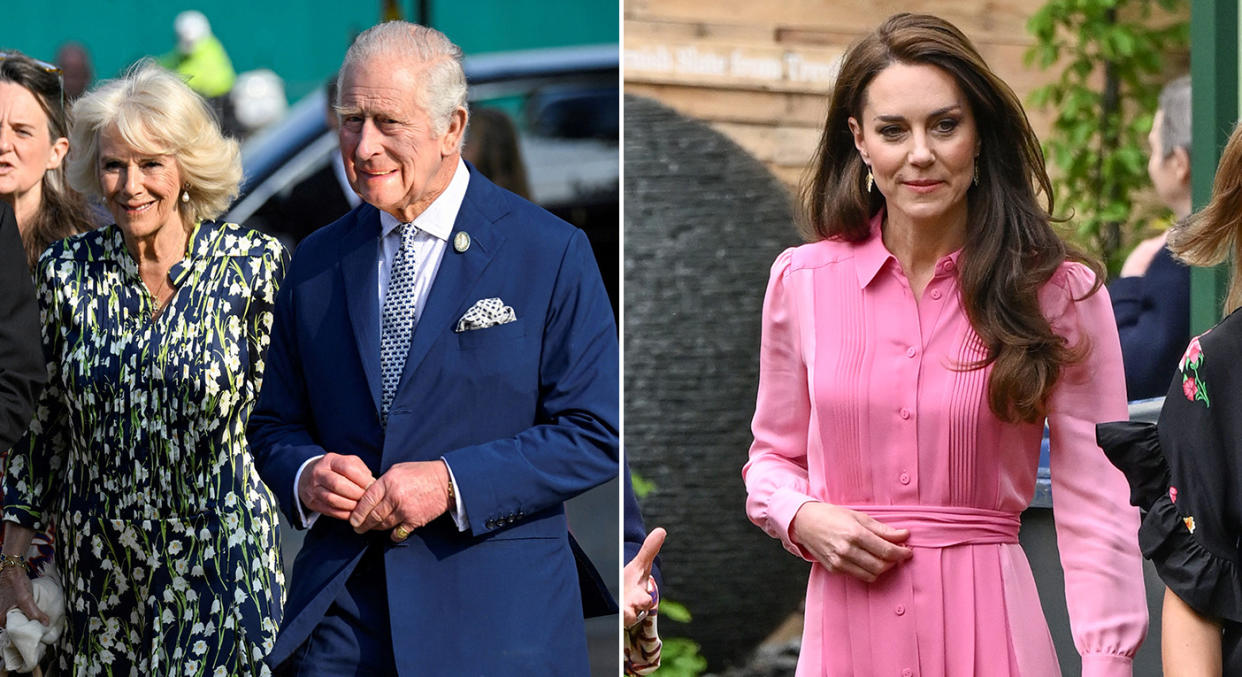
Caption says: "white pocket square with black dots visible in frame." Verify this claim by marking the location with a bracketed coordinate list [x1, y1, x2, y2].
[455, 297, 516, 333]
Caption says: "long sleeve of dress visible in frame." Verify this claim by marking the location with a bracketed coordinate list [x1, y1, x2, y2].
[4, 254, 71, 530]
[244, 241, 287, 399]
[743, 248, 815, 561]
[1043, 263, 1150, 676]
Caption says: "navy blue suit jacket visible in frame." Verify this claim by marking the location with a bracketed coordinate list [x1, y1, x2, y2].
[247, 166, 619, 674]
[1109, 245, 1191, 400]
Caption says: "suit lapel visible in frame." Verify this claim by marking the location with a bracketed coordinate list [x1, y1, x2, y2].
[397, 174, 506, 390]
[339, 205, 383, 415]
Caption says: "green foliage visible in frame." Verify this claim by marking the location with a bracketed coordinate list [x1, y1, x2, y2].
[632, 471, 656, 500]
[655, 638, 709, 677]
[659, 599, 692, 623]
[1025, 0, 1188, 272]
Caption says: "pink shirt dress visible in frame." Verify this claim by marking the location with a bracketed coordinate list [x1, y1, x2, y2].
[744, 217, 1148, 677]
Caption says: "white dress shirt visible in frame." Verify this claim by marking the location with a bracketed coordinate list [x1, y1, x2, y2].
[294, 158, 471, 531]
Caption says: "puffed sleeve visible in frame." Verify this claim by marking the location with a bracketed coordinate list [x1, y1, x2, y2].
[4, 253, 72, 530]
[1121, 311, 1242, 623]
[743, 248, 816, 561]
[244, 235, 288, 398]
[1043, 262, 1149, 677]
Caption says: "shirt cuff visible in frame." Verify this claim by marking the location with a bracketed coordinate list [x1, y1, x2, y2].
[292, 454, 323, 529]
[1080, 653, 1134, 677]
[442, 458, 468, 531]
[767, 488, 817, 562]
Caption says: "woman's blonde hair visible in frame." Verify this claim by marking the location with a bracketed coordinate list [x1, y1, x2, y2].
[1169, 121, 1242, 315]
[67, 60, 241, 225]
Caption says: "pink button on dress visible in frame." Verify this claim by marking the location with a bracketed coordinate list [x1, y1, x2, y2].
[744, 215, 1148, 677]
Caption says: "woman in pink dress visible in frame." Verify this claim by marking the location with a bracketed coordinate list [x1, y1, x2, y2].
[743, 13, 1148, 676]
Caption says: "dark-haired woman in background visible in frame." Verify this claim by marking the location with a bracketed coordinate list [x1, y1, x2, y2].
[0, 50, 94, 270]
[743, 13, 1147, 676]
[0, 52, 95, 647]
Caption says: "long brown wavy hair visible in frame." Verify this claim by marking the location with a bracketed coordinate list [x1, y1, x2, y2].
[800, 13, 1102, 423]
[1168, 121, 1242, 315]
[0, 50, 94, 271]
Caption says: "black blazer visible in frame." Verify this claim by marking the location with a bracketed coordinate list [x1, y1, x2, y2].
[0, 201, 45, 451]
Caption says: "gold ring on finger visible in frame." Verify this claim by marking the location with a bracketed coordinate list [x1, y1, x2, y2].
[393, 525, 410, 541]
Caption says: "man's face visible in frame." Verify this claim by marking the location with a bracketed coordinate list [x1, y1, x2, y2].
[337, 56, 463, 221]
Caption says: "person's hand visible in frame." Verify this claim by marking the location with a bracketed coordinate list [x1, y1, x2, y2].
[1119, 233, 1168, 278]
[349, 460, 452, 541]
[298, 452, 376, 521]
[624, 527, 665, 629]
[789, 502, 912, 582]
[0, 566, 46, 628]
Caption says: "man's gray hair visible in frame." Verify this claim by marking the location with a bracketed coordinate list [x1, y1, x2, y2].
[1158, 75, 1191, 159]
[339, 21, 468, 140]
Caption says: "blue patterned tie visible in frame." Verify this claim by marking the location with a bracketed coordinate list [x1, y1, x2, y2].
[380, 223, 419, 419]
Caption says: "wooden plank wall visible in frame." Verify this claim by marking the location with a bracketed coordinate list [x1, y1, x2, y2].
[624, 0, 1188, 192]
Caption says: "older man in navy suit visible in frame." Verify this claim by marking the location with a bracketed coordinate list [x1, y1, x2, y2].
[248, 21, 618, 675]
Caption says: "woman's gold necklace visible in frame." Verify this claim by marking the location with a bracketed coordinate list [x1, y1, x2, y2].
[146, 269, 173, 320]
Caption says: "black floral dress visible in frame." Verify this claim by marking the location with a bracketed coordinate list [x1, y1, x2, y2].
[1098, 307, 1242, 672]
[3, 221, 286, 676]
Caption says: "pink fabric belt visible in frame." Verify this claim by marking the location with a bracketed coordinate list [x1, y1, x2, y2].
[841, 504, 1021, 548]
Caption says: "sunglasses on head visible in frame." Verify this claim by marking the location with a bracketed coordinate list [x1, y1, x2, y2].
[0, 52, 65, 113]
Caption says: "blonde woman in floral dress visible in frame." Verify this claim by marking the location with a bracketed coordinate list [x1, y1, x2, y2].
[0, 62, 285, 676]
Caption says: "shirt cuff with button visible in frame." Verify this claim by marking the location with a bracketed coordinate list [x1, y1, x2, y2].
[443, 458, 468, 531]
[292, 454, 324, 529]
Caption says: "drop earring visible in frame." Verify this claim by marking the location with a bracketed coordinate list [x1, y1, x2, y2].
[865, 170, 874, 193]
[181, 188, 190, 203]
[973, 158, 980, 186]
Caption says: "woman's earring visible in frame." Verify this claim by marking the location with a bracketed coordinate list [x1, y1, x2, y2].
[181, 188, 190, 203]
[973, 158, 980, 186]
[865, 170, 874, 193]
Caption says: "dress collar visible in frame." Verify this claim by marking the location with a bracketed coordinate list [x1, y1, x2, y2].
[852, 209, 964, 288]
[100, 219, 227, 286]
[853, 211, 896, 289]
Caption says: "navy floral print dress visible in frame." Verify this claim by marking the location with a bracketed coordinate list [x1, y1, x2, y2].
[1099, 308, 1242, 673]
[3, 221, 286, 676]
